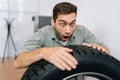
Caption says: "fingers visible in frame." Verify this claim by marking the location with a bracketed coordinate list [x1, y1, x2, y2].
[82, 43, 109, 54]
[51, 50, 77, 71]
[64, 48, 78, 65]
[101, 46, 109, 54]
[42, 47, 78, 71]
[49, 54, 77, 71]
[51, 56, 72, 71]
[59, 50, 78, 70]
[64, 47, 73, 52]
[82, 43, 92, 47]
[50, 57, 66, 70]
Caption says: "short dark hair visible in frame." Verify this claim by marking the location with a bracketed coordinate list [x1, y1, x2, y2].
[53, 2, 77, 21]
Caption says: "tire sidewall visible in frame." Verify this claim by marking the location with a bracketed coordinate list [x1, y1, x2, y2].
[39, 56, 120, 80]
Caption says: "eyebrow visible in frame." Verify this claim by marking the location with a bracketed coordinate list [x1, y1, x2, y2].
[59, 19, 76, 23]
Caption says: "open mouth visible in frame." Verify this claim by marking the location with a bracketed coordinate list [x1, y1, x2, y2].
[64, 36, 69, 39]
[63, 36, 70, 41]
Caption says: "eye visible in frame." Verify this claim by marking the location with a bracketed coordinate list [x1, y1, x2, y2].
[70, 22, 76, 27]
[59, 23, 66, 27]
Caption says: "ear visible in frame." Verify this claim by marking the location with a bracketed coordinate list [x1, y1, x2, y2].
[50, 18, 55, 26]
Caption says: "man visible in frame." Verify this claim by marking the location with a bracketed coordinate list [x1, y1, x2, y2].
[14, 2, 109, 71]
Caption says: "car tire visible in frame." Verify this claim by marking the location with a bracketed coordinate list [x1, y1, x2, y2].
[21, 45, 120, 80]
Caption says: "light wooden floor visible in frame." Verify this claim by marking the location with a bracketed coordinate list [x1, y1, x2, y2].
[0, 58, 26, 80]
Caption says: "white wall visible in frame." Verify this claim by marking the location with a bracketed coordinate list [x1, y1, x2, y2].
[39, 0, 120, 60]
[0, 0, 40, 57]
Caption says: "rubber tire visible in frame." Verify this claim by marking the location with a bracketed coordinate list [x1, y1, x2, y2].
[21, 45, 120, 80]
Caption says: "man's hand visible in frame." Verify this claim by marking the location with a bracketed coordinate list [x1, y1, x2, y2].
[82, 43, 109, 54]
[40, 47, 78, 71]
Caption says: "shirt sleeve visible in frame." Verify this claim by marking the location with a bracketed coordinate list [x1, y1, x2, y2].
[16, 30, 44, 56]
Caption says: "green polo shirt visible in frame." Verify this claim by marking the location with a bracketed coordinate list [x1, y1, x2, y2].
[17, 25, 104, 55]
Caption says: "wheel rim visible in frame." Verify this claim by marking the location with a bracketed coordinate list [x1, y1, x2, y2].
[63, 72, 112, 80]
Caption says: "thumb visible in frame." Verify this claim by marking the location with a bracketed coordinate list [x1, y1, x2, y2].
[82, 43, 92, 47]
[65, 48, 73, 52]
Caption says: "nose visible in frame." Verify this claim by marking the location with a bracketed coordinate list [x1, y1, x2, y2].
[65, 26, 70, 34]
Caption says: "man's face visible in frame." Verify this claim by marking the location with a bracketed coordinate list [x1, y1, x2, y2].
[51, 13, 76, 42]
